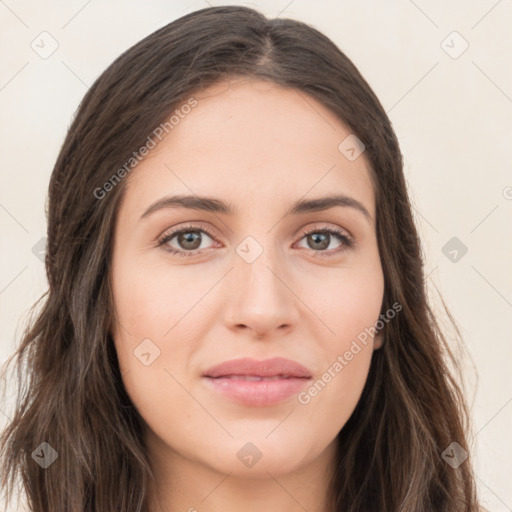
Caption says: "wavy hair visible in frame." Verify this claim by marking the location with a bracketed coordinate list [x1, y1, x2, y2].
[0, 6, 482, 511]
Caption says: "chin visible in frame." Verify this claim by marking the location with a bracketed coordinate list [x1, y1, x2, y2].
[198, 436, 321, 478]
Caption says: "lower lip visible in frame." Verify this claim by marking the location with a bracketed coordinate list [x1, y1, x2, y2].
[203, 376, 311, 407]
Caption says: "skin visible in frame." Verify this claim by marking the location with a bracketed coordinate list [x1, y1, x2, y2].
[111, 77, 384, 512]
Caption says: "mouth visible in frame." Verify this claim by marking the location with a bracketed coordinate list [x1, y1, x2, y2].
[210, 375, 301, 381]
[202, 357, 312, 407]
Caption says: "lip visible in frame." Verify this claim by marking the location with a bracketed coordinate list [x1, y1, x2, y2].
[202, 357, 312, 407]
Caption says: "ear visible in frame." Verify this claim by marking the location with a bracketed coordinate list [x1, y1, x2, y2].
[373, 330, 384, 350]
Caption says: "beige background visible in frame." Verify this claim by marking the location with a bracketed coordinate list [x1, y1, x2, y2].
[1, 0, 511, 510]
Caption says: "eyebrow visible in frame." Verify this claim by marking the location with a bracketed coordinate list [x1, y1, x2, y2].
[139, 193, 373, 224]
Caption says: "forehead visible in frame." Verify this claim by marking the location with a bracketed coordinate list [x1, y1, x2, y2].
[122, 77, 375, 220]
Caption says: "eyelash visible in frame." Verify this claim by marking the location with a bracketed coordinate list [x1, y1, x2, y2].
[156, 223, 354, 258]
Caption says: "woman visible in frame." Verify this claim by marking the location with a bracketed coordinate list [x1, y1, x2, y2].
[0, 6, 483, 511]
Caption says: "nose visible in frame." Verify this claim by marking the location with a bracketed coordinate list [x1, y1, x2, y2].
[223, 243, 299, 339]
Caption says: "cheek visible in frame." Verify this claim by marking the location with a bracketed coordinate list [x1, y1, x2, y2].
[111, 253, 200, 343]
[110, 255, 208, 418]
[112, 254, 165, 323]
[298, 279, 379, 432]
[296, 262, 383, 423]
[110, 265, 198, 440]
[110, 255, 172, 385]
[304, 259, 384, 347]
[298, 345, 372, 444]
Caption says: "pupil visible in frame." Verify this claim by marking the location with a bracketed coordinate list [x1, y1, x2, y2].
[309, 233, 329, 250]
[179, 231, 201, 250]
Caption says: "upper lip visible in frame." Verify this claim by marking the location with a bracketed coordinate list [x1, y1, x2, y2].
[203, 357, 312, 379]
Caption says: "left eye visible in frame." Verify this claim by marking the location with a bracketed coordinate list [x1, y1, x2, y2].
[158, 227, 215, 256]
[157, 225, 353, 257]
[296, 229, 349, 252]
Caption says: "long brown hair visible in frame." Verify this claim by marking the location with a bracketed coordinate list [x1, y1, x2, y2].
[0, 6, 482, 511]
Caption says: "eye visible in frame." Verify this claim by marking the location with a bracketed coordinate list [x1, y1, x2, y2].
[157, 223, 354, 258]
[295, 225, 354, 256]
[157, 224, 218, 257]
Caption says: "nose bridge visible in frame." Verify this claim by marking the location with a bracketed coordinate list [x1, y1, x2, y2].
[224, 233, 298, 335]
[237, 234, 287, 303]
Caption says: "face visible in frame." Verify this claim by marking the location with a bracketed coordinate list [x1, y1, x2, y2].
[111, 78, 384, 481]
